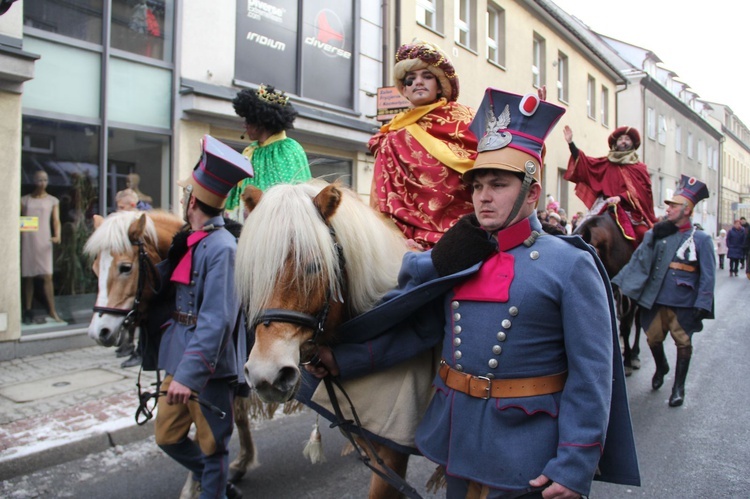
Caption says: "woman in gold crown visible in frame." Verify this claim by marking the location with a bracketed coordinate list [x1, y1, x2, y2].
[224, 84, 311, 222]
[369, 40, 477, 249]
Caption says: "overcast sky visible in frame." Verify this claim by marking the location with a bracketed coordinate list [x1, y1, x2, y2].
[551, 0, 750, 125]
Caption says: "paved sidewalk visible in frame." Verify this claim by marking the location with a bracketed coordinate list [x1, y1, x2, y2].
[0, 345, 154, 480]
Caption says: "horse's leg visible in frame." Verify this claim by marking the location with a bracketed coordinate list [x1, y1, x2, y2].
[179, 472, 200, 499]
[631, 308, 642, 369]
[358, 440, 410, 499]
[621, 312, 634, 377]
[229, 396, 258, 483]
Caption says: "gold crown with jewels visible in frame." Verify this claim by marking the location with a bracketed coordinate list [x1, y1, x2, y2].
[256, 84, 290, 106]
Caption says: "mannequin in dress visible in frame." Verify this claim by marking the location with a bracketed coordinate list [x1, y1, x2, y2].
[21, 170, 62, 324]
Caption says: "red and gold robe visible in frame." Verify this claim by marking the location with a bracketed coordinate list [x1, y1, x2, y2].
[565, 150, 657, 246]
[369, 99, 477, 249]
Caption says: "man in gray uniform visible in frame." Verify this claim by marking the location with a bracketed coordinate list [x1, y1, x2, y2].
[155, 136, 252, 498]
[613, 175, 715, 407]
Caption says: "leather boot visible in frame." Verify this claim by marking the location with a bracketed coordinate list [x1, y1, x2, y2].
[669, 346, 692, 407]
[650, 344, 670, 390]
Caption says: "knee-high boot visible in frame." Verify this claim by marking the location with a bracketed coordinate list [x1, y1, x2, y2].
[669, 346, 692, 407]
[650, 343, 670, 390]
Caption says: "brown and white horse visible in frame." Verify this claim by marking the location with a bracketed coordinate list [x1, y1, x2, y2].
[83, 210, 259, 487]
[237, 180, 436, 498]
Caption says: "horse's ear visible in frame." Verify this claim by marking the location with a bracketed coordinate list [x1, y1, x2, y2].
[242, 185, 263, 215]
[129, 214, 148, 242]
[313, 184, 343, 224]
[93, 214, 104, 229]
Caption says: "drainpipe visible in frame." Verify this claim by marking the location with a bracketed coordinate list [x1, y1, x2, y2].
[382, 0, 390, 88]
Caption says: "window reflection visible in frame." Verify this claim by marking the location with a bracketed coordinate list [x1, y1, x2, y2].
[111, 0, 174, 61]
[23, 0, 104, 44]
[107, 128, 169, 213]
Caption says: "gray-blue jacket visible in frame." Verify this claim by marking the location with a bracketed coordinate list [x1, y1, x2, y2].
[158, 217, 240, 391]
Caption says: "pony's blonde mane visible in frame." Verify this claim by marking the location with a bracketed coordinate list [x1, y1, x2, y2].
[83, 211, 159, 257]
[236, 180, 408, 328]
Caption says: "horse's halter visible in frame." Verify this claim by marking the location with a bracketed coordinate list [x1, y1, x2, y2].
[251, 224, 346, 366]
[92, 239, 154, 337]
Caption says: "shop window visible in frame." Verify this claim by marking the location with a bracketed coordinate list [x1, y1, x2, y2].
[21, 117, 101, 329]
[111, 0, 174, 61]
[308, 154, 353, 186]
[23, 0, 104, 44]
[107, 128, 169, 214]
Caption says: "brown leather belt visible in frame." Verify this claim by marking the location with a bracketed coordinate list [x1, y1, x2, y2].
[173, 311, 197, 326]
[669, 262, 697, 273]
[439, 360, 567, 399]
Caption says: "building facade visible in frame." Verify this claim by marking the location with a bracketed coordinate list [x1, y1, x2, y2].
[1, 0, 386, 354]
[702, 102, 750, 229]
[387, 0, 624, 218]
[600, 35, 723, 234]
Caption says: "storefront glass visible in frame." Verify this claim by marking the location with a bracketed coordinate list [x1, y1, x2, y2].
[111, 0, 174, 61]
[106, 128, 169, 214]
[20, 118, 101, 329]
[23, 0, 104, 44]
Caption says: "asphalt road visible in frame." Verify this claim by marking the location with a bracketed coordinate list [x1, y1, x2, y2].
[2, 271, 749, 498]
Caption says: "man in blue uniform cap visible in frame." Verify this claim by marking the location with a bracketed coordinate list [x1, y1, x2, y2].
[614, 174, 715, 407]
[156, 135, 252, 499]
[310, 88, 640, 498]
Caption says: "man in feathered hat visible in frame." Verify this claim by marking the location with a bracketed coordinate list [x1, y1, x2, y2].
[310, 88, 640, 498]
[613, 175, 715, 407]
[369, 40, 477, 249]
[224, 84, 311, 223]
[156, 135, 253, 499]
[563, 125, 658, 246]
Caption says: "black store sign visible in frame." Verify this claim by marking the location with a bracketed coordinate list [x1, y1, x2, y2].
[235, 0, 354, 109]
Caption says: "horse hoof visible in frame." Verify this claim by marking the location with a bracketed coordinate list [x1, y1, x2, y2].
[631, 357, 641, 370]
[228, 469, 246, 484]
[624, 365, 633, 377]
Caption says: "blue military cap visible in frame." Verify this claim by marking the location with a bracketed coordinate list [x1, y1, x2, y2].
[665, 174, 709, 208]
[465, 88, 565, 183]
[179, 135, 254, 209]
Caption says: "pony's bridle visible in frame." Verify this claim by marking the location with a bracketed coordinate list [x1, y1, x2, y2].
[92, 239, 154, 336]
[248, 217, 423, 498]
[251, 225, 345, 365]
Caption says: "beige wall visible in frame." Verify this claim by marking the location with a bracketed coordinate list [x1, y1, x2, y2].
[0, 1, 27, 341]
[0, 93, 22, 341]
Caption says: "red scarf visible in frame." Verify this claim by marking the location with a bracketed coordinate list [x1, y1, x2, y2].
[171, 231, 210, 285]
[453, 219, 532, 302]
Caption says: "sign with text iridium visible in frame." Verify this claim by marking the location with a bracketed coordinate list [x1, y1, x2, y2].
[235, 0, 298, 93]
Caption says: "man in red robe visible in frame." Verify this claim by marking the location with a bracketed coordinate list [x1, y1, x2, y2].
[369, 41, 477, 249]
[563, 125, 658, 246]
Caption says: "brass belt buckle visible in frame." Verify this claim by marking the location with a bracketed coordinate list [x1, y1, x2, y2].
[475, 376, 492, 400]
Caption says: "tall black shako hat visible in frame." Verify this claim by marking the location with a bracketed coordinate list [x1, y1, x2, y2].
[178, 135, 254, 209]
[464, 88, 565, 183]
[665, 174, 709, 208]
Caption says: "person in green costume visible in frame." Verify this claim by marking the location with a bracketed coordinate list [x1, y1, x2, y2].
[224, 84, 311, 222]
